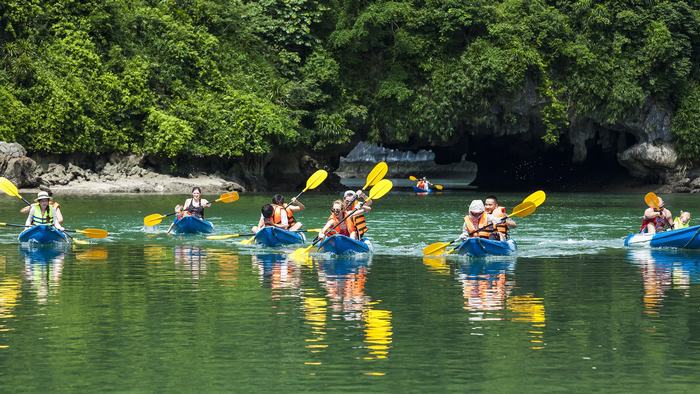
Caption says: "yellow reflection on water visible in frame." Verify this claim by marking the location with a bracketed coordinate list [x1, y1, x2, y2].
[75, 246, 109, 261]
[143, 245, 169, 264]
[508, 294, 546, 350]
[303, 295, 328, 359]
[214, 251, 239, 286]
[363, 307, 392, 361]
[422, 256, 450, 275]
[0, 277, 21, 349]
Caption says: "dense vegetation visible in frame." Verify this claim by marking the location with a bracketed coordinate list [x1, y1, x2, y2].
[1, 1, 699, 160]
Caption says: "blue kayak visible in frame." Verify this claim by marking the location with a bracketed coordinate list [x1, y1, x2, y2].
[624, 225, 700, 249]
[454, 238, 517, 257]
[18, 225, 69, 244]
[412, 186, 432, 194]
[172, 216, 214, 234]
[317, 235, 373, 255]
[254, 227, 305, 247]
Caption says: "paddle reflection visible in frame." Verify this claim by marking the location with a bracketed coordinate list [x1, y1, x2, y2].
[0, 272, 21, 349]
[422, 256, 451, 275]
[508, 294, 546, 350]
[627, 249, 700, 316]
[20, 246, 66, 305]
[457, 259, 515, 320]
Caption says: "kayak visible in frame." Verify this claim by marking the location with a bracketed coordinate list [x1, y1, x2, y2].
[317, 235, 373, 255]
[454, 238, 517, 257]
[254, 227, 306, 247]
[624, 225, 700, 249]
[172, 216, 214, 234]
[412, 186, 432, 194]
[18, 225, 69, 244]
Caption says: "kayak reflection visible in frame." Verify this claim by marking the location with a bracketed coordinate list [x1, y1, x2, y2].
[457, 259, 516, 320]
[20, 246, 66, 304]
[627, 249, 700, 316]
[251, 253, 301, 294]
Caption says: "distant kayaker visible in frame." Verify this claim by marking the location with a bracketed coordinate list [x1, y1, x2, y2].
[177, 187, 211, 219]
[319, 200, 357, 240]
[641, 197, 673, 234]
[25, 191, 64, 231]
[485, 195, 516, 240]
[460, 200, 498, 240]
[416, 177, 432, 191]
[20, 187, 63, 224]
[272, 194, 303, 231]
[674, 211, 691, 229]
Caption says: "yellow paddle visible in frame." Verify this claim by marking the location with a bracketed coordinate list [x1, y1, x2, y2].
[525, 190, 547, 207]
[644, 192, 660, 209]
[290, 179, 393, 260]
[423, 198, 541, 256]
[143, 191, 240, 226]
[207, 228, 323, 241]
[0, 177, 33, 205]
[364, 162, 388, 190]
[291, 169, 328, 201]
[0, 223, 108, 239]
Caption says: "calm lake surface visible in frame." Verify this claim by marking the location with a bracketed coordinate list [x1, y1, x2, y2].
[1, 192, 700, 391]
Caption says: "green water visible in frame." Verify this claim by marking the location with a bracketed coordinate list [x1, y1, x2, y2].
[1, 192, 700, 391]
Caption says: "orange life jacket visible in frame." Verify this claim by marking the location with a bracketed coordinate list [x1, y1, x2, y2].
[348, 201, 368, 237]
[464, 213, 492, 239]
[327, 213, 355, 237]
[417, 181, 427, 190]
[272, 204, 296, 227]
[492, 207, 508, 235]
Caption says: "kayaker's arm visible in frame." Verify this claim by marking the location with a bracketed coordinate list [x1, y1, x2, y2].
[288, 197, 304, 210]
[24, 206, 33, 227]
[54, 206, 64, 224]
[202, 199, 211, 208]
[318, 220, 334, 239]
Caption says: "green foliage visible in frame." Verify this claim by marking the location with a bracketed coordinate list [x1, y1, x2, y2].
[672, 83, 700, 162]
[0, 0, 699, 160]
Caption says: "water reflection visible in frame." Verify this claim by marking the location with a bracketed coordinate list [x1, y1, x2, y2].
[508, 294, 546, 350]
[627, 249, 700, 316]
[457, 259, 515, 321]
[20, 246, 65, 305]
[174, 245, 208, 279]
[0, 270, 21, 349]
[251, 253, 300, 298]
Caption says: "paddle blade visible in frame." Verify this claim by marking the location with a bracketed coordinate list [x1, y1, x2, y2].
[216, 191, 240, 203]
[367, 179, 393, 200]
[304, 169, 328, 192]
[409, 175, 418, 181]
[644, 192, 659, 209]
[78, 228, 109, 239]
[524, 190, 546, 207]
[304, 228, 323, 232]
[509, 201, 537, 218]
[423, 242, 451, 256]
[290, 244, 315, 261]
[363, 162, 388, 190]
[144, 214, 166, 226]
[206, 234, 240, 240]
[434, 184, 444, 190]
[240, 236, 255, 245]
[0, 177, 20, 198]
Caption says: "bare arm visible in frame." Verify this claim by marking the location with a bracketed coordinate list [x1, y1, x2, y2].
[25, 206, 33, 226]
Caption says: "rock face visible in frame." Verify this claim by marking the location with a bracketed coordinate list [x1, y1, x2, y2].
[618, 142, 678, 179]
[0, 142, 38, 187]
[336, 142, 477, 189]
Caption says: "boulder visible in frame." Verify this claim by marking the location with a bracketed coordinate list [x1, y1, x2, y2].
[0, 142, 38, 187]
[618, 142, 677, 179]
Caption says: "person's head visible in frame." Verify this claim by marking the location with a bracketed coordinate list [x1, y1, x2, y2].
[468, 200, 485, 217]
[343, 190, 356, 202]
[191, 187, 202, 199]
[272, 194, 284, 205]
[484, 195, 499, 214]
[261, 204, 274, 219]
[35, 191, 50, 207]
[680, 211, 691, 224]
[331, 200, 344, 217]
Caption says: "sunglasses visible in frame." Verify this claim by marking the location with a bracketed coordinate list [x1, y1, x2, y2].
[331, 208, 342, 214]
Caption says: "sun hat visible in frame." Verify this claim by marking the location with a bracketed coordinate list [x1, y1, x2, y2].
[469, 200, 485, 213]
[35, 191, 50, 201]
[344, 190, 356, 198]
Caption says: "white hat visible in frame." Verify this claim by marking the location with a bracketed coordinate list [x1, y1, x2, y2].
[469, 199, 485, 213]
[35, 191, 50, 201]
[344, 190, 356, 198]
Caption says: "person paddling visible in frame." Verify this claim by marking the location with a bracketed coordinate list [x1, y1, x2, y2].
[485, 195, 516, 241]
[459, 200, 499, 240]
[319, 200, 357, 240]
[343, 190, 370, 238]
[20, 187, 63, 224]
[252, 204, 277, 233]
[272, 194, 304, 231]
[176, 187, 211, 219]
[25, 191, 64, 231]
[641, 197, 673, 234]
[416, 177, 432, 191]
